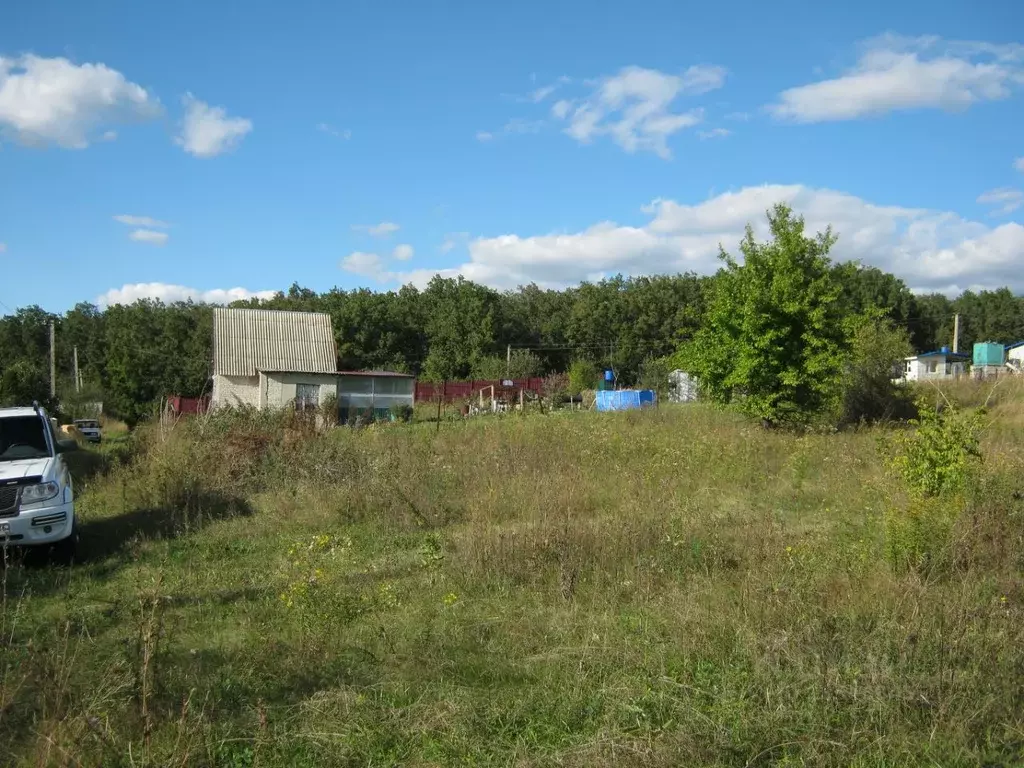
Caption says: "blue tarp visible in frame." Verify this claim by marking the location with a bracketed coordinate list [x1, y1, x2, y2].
[595, 389, 657, 411]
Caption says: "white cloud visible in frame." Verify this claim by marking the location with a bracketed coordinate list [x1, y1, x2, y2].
[725, 111, 751, 121]
[98, 283, 275, 307]
[698, 128, 731, 139]
[113, 214, 169, 228]
[528, 84, 558, 103]
[317, 122, 351, 139]
[340, 251, 387, 281]
[1015, 157, 1024, 173]
[392, 184, 1024, 295]
[476, 130, 494, 142]
[128, 229, 169, 245]
[352, 221, 400, 237]
[552, 65, 723, 158]
[770, 34, 1024, 122]
[522, 75, 571, 103]
[977, 187, 1023, 215]
[392, 244, 414, 261]
[175, 93, 252, 157]
[0, 54, 160, 148]
[551, 100, 572, 119]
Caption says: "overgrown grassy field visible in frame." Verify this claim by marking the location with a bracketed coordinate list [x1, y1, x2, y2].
[3, 383, 1023, 767]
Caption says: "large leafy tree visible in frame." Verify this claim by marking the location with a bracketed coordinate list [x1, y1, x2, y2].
[682, 204, 848, 426]
[420, 276, 501, 381]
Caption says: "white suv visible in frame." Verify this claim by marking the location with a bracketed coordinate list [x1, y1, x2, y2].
[0, 405, 79, 560]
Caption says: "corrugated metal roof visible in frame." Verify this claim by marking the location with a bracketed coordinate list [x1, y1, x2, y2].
[213, 308, 337, 376]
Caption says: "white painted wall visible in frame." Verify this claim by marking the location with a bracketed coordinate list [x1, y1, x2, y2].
[1009, 347, 1024, 368]
[902, 356, 966, 382]
[263, 372, 339, 408]
[212, 374, 260, 408]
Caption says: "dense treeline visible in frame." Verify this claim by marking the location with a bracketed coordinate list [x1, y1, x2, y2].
[2, 263, 1023, 424]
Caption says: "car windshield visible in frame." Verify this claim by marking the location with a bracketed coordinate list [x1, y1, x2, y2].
[75, 420, 99, 428]
[0, 416, 51, 461]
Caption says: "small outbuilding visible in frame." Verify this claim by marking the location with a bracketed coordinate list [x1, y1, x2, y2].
[211, 308, 339, 410]
[901, 348, 970, 382]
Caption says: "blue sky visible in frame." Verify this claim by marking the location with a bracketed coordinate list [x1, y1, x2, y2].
[2, 0, 1023, 313]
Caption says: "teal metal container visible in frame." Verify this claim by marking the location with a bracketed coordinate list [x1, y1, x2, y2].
[973, 342, 1005, 367]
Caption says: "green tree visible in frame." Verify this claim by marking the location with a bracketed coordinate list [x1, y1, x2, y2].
[421, 277, 501, 381]
[839, 310, 914, 425]
[682, 204, 848, 426]
[102, 301, 165, 427]
[567, 359, 599, 395]
[0, 360, 53, 409]
[472, 349, 542, 380]
[636, 356, 672, 397]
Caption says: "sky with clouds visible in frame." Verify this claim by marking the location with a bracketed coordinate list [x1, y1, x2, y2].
[1, 0, 1022, 312]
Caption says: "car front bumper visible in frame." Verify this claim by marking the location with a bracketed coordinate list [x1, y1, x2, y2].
[0, 502, 75, 546]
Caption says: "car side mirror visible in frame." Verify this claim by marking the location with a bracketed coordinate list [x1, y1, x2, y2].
[57, 439, 79, 454]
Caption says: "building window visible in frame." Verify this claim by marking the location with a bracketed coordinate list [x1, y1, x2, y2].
[296, 383, 320, 411]
[927, 361, 937, 374]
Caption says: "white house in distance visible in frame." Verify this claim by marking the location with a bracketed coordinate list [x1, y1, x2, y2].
[1008, 341, 1024, 373]
[901, 348, 970, 382]
[211, 307, 339, 410]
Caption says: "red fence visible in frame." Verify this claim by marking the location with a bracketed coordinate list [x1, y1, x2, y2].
[415, 378, 545, 404]
[167, 395, 210, 415]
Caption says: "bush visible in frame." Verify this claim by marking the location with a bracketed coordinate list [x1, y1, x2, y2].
[840, 311, 916, 426]
[887, 400, 984, 499]
[883, 399, 984, 572]
[637, 357, 671, 397]
[320, 393, 340, 425]
[472, 350, 543, 380]
[390, 403, 414, 423]
[567, 359, 599, 396]
[541, 372, 569, 406]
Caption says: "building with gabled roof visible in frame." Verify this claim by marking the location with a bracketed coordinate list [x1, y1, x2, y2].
[211, 308, 339, 410]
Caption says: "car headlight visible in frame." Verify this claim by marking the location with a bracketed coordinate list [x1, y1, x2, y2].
[21, 482, 60, 505]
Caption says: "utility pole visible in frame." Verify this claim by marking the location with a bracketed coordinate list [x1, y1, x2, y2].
[952, 313, 960, 354]
[49, 321, 56, 399]
[73, 346, 81, 393]
[506, 344, 511, 378]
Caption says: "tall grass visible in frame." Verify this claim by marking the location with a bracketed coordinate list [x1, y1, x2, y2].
[2, 392, 1022, 766]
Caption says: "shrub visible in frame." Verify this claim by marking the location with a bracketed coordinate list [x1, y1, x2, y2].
[472, 349, 543, 380]
[883, 399, 984, 572]
[839, 310, 916, 426]
[390, 403, 414, 423]
[320, 393, 340, 426]
[637, 356, 671, 397]
[887, 400, 984, 499]
[541, 372, 569, 406]
[567, 359, 599, 396]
